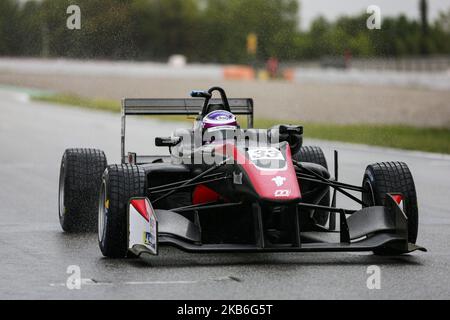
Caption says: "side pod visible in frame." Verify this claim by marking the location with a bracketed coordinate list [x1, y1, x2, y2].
[128, 197, 158, 256]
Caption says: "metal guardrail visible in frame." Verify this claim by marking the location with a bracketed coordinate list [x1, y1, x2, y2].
[286, 56, 450, 72]
[350, 56, 450, 72]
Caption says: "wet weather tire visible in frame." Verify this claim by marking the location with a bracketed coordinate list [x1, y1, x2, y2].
[294, 146, 330, 226]
[59, 148, 107, 233]
[363, 161, 419, 247]
[98, 164, 146, 258]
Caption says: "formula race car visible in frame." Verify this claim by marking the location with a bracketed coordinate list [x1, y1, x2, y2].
[58, 86, 426, 258]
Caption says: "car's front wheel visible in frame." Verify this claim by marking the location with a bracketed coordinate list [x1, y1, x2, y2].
[59, 148, 107, 233]
[362, 161, 419, 254]
[98, 164, 146, 258]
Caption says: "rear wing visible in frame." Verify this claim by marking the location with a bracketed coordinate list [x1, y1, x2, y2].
[121, 98, 254, 163]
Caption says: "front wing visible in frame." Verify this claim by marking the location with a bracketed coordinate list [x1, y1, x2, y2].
[127, 195, 426, 256]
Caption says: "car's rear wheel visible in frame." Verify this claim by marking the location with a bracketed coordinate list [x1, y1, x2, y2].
[294, 146, 330, 226]
[59, 148, 107, 233]
[98, 164, 146, 258]
[362, 162, 419, 254]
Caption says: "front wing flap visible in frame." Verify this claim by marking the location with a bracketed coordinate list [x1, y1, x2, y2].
[128, 197, 158, 256]
[127, 195, 426, 255]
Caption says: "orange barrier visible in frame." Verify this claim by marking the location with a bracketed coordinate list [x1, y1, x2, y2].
[223, 65, 255, 80]
[282, 68, 295, 82]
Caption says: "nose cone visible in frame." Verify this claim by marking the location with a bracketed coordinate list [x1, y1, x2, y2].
[229, 143, 301, 202]
[243, 161, 301, 202]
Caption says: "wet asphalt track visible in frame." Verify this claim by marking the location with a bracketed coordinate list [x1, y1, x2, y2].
[0, 87, 449, 299]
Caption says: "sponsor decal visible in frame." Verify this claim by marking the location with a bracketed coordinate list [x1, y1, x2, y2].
[274, 189, 291, 197]
[272, 176, 286, 187]
[143, 213, 158, 252]
[143, 231, 156, 250]
[233, 172, 243, 185]
[207, 110, 234, 121]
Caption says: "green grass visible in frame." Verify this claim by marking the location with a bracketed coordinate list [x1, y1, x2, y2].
[35, 93, 122, 112]
[34, 93, 191, 122]
[33, 93, 450, 154]
[257, 119, 450, 154]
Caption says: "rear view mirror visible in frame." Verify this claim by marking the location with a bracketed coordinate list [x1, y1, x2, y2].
[155, 136, 182, 147]
[190, 90, 212, 99]
[279, 125, 303, 135]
